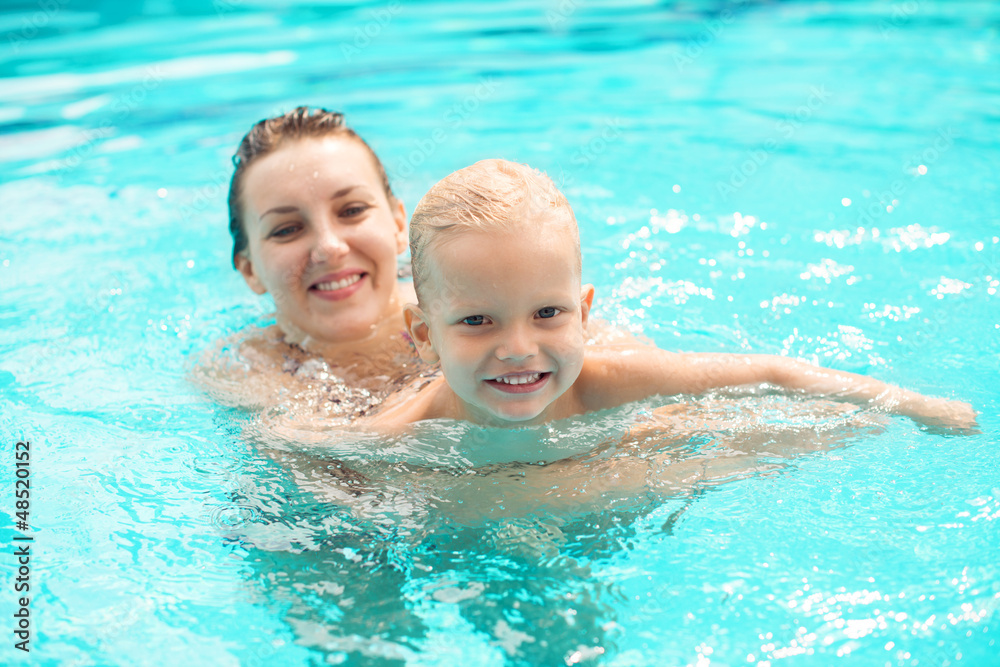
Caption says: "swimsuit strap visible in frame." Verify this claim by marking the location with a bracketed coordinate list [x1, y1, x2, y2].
[401, 329, 416, 351]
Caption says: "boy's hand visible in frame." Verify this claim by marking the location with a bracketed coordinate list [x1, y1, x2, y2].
[911, 397, 980, 434]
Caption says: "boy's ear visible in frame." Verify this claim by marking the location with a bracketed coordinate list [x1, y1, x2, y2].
[404, 303, 440, 364]
[235, 252, 267, 295]
[580, 284, 595, 327]
[393, 199, 407, 254]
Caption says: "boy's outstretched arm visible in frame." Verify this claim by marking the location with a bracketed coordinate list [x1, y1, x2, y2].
[765, 355, 977, 432]
[582, 347, 978, 432]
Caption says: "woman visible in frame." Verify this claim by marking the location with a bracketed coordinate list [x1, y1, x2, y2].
[196, 107, 429, 419]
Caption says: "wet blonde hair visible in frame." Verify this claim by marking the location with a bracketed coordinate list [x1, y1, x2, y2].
[409, 159, 580, 301]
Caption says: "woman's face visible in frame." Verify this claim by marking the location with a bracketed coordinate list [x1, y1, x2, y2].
[236, 136, 407, 345]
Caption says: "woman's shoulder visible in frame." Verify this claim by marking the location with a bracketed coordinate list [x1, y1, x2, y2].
[193, 322, 435, 417]
[237, 324, 296, 363]
[190, 324, 301, 408]
[361, 368, 446, 432]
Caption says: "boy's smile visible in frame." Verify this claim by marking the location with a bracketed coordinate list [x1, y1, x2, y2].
[406, 223, 593, 427]
[486, 371, 551, 393]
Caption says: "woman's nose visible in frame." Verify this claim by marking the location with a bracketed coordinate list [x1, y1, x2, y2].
[310, 225, 349, 264]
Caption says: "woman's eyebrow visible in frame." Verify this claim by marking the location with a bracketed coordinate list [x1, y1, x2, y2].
[330, 185, 368, 200]
[259, 205, 299, 220]
[259, 186, 366, 220]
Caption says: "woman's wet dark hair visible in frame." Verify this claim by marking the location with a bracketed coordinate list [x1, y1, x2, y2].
[227, 106, 396, 267]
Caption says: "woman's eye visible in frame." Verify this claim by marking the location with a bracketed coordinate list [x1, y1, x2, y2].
[341, 204, 371, 219]
[269, 224, 301, 239]
[461, 315, 486, 326]
[537, 307, 559, 319]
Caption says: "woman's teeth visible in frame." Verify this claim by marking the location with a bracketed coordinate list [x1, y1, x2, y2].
[314, 274, 362, 291]
[495, 373, 541, 385]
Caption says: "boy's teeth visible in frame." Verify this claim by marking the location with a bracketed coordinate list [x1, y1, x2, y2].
[497, 373, 541, 385]
[315, 274, 361, 291]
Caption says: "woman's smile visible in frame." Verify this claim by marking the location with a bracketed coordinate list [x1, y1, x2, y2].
[309, 270, 368, 301]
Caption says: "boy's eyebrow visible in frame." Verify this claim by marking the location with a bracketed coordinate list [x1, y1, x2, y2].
[259, 186, 370, 220]
[440, 298, 485, 312]
[440, 294, 577, 312]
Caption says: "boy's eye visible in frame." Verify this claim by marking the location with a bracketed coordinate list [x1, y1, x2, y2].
[537, 307, 559, 319]
[461, 315, 486, 326]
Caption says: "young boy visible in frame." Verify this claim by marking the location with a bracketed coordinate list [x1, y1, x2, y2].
[369, 159, 977, 433]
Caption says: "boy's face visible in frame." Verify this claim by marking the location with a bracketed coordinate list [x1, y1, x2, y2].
[407, 222, 593, 426]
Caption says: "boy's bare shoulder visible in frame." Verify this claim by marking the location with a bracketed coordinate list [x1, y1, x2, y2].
[584, 318, 653, 347]
[575, 345, 719, 411]
[581, 344, 676, 376]
[580, 346, 754, 382]
[575, 345, 664, 407]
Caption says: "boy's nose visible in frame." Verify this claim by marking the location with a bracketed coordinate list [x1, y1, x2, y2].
[495, 326, 538, 361]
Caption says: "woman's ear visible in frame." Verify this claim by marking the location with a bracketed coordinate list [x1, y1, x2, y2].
[393, 199, 408, 254]
[580, 284, 595, 328]
[235, 252, 267, 295]
[404, 303, 439, 364]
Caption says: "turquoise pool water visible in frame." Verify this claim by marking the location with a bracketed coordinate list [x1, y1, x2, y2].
[1, 1, 998, 665]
